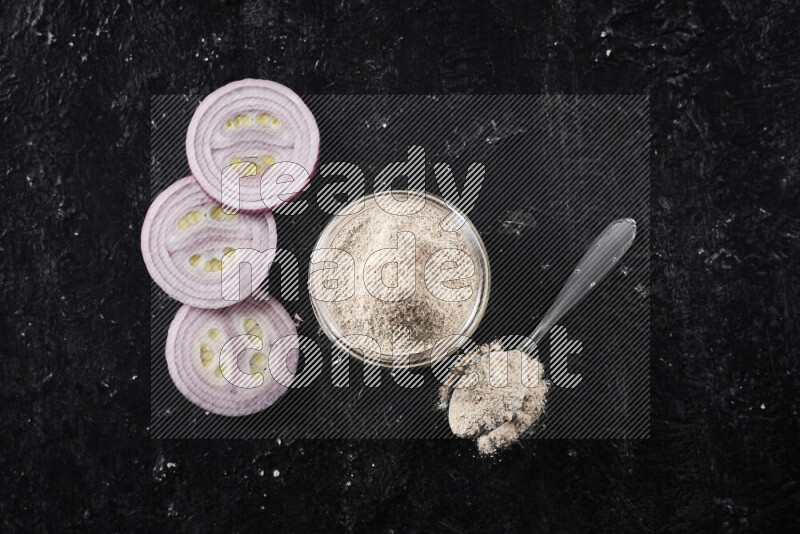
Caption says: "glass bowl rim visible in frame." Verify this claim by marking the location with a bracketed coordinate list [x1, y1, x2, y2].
[308, 190, 491, 369]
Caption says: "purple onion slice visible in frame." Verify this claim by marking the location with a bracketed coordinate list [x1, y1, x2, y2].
[186, 79, 319, 212]
[141, 177, 277, 309]
[166, 298, 299, 416]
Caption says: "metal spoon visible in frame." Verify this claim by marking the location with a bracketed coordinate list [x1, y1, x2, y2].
[519, 217, 638, 354]
[445, 218, 637, 432]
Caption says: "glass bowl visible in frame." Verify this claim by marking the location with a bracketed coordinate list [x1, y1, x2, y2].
[308, 190, 491, 368]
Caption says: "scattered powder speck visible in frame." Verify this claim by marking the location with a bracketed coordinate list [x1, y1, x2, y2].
[439, 342, 550, 455]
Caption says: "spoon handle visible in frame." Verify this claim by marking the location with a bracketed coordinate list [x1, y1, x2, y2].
[528, 218, 637, 346]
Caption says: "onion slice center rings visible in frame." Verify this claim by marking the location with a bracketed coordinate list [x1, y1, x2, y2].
[141, 177, 278, 309]
[165, 298, 299, 416]
[186, 79, 320, 213]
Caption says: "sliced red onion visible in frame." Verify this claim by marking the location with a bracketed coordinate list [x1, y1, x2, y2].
[166, 298, 299, 416]
[186, 79, 320, 213]
[141, 177, 277, 309]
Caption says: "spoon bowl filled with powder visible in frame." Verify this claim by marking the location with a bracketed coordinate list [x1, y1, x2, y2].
[439, 341, 550, 455]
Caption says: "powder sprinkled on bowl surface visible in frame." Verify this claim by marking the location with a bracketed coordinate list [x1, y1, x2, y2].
[320, 195, 484, 364]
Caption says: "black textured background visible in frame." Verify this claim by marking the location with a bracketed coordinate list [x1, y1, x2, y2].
[1, 0, 798, 532]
